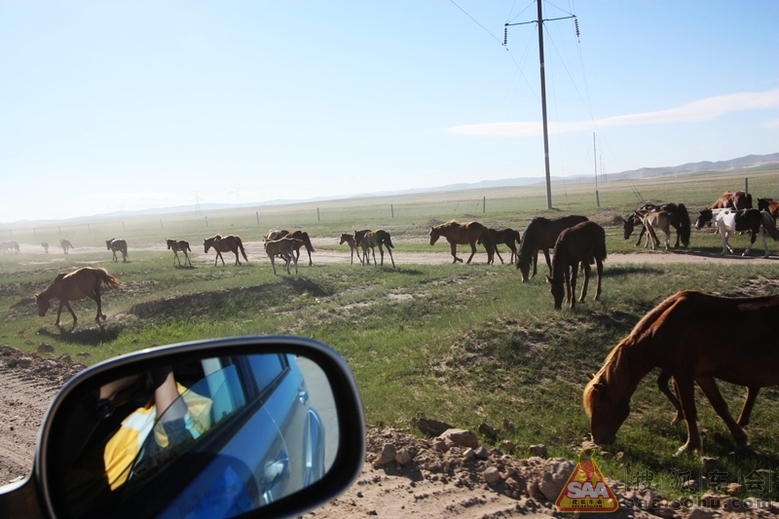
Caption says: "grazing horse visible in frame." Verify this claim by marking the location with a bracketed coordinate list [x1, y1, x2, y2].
[583, 290, 779, 454]
[166, 239, 192, 267]
[339, 233, 363, 265]
[60, 239, 74, 254]
[204, 235, 248, 266]
[624, 203, 691, 248]
[35, 267, 121, 326]
[516, 215, 588, 282]
[695, 208, 779, 257]
[429, 221, 494, 264]
[263, 236, 302, 275]
[42, 242, 49, 254]
[360, 230, 395, 268]
[0, 241, 20, 254]
[710, 190, 752, 210]
[105, 238, 128, 263]
[757, 198, 779, 222]
[265, 230, 316, 266]
[545, 221, 606, 310]
[479, 228, 521, 265]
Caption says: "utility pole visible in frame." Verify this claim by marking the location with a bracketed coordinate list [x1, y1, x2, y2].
[505, 0, 578, 210]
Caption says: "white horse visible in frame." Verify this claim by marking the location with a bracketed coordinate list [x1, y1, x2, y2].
[697, 208, 779, 258]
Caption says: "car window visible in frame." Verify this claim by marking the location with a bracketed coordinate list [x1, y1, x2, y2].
[247, 353, 285, 393]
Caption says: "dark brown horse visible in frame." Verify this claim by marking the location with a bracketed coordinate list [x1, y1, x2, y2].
[516, 215, 588, 282]
[263, 236, 302, 275]
[710, 190, 752, 210]
[105, 239, 127, 263]
[339, 233, 363, 265]
[583, 290, 779, 455]
[758, 198, 779, 221]
[429, 221, 494, 264]
[360, 230, 395, 268]
[546, 221, 606, 310]
[203, 235, 248, 266]
[60, 239, 74, 254]
[623, 203, 690, 248]
[35, 267, 121, 326]
[166, 239, 192, 267]
[479, 228, 521, 265]
[265, 230, 316, 265]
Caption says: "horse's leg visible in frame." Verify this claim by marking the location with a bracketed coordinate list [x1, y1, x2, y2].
[663, 227, 671, 251]
[494, 246, 504, 265]
[565, 264, 574, 309]
[269, 255, 277, 275]
[636, 225, 645, 247]
[122, 249, 127, 263]
[234, 249, 241, 265]
[578, 261, 590, 303]
[292, 253, 299, 275]
[593, 257, 603, 301]
[378, 244, 384, 266]
[674, 375, 702, 455]
[450, 241, 461, 263]
[371, 246, 378, 267]
[89, 290, 105, 322]
[657, 370, 684, 423]
[695, 377, 747, 446]
[737, 387, 760, 427]
[386, 245, 395, 268]
[719, 227, 732, 255]
[307, 249, 312, 266]
[466, 241, 477, 264]
[60, 300, 78, 326]
[542, 249, 552, 276]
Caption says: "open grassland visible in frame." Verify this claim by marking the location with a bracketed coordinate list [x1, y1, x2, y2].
[2, 168, 779, 500]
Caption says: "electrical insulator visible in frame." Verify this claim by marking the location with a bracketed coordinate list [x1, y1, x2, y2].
[503, 27, 508, 46]
[574, 18, 580, 38]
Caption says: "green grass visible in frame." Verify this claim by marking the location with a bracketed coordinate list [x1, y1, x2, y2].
[2, 167, 779, 502]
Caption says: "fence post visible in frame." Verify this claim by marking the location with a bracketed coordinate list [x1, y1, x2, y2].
[483, 196, 486, 213]
[205, 216, 209, 228]
[391, 204, 394, 219]
[317, 208, 320, 222]
[160, 219, 164, 230]
[122, 222, 126, 232]
[256, 211, 260, 225]
[745, 178, 749, 194]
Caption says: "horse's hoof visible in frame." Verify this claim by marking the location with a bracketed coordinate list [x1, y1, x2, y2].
[673, 444, 699, 457]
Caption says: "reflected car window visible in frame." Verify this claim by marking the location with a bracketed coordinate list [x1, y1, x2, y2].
[247, 353, 285, 393]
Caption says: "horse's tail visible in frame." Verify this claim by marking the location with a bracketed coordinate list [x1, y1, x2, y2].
[677, 203, 691, 246]
[237, 237, 249, 261]
[761, 211, 779, 240]
[302, 233, 316, 253]
[95, 268, 122, 289]
[383, 231, 394, 249]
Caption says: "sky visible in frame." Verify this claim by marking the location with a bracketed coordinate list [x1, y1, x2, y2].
[1, 0, 777, 223]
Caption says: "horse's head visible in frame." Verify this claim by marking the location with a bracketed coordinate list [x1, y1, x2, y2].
[516, 253, 530, 282]
[105, 239, 113, 250]
[34, 294, 49, 317]
[203, 239, 211, 253]
[695, 209, 712, 229]
[621, 216, 635, 239]
[429, 227, 440, 246]
[166, 240, 172, 250]
[758, 198, 770, 211]
[583, 375, 630, 445]
[339, 234, 349, 245]
[546, 274, 565, 310]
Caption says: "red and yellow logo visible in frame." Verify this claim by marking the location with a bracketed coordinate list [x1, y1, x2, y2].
[555, 450, 619, 513]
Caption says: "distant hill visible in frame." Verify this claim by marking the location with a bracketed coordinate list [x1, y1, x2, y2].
[602, 153, 779, 181]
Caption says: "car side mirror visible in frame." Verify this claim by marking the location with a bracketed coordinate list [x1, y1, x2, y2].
[0, 336, 365, 519]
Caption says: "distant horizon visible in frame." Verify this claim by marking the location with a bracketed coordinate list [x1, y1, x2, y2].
[3, 152, 777, 227]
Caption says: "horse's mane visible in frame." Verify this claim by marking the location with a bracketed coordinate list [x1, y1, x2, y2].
[584, 291, 687, 410]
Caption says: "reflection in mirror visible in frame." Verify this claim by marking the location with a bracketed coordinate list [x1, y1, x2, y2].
[54, 352, 339, 519]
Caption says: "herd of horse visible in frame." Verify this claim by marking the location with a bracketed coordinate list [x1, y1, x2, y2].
[23, 189, 779, 455]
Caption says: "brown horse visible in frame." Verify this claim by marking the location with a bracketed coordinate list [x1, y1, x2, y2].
[360, 230, 395, 268]
[623, 203, 691, 248]
[166, 239, 192, 267]
[545, 221, 606, 310]
[429, 221, 494, 264]
[204, 235, 248, 266]
[757, 198, 779, 221]
[35, 267, 121, 326]
[339, 233, 363, 265]
[516, 215, 588, 282]
[263, 236, 302, 275]
[265, 230, 316, 265]
[105, 238, 128, 263]
[479, 228, 521, 265]
[710, 190, 752, 210]
[60, 239, 74, 254]
[583, 290, 779, 455]
[631, 210, 673, 251]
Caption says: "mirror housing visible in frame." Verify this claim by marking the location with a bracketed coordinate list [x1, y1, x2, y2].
[0, 336, 365, 519]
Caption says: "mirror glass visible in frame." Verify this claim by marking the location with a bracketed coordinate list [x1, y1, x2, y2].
[50, 352, 339, 519]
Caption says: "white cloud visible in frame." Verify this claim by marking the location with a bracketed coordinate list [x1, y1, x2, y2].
[763, 118, 779, 129]
[447, 89, 779, 137]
